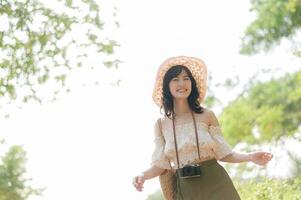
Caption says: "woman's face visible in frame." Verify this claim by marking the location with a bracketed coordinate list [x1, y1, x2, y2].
[168, 69, 192, 100]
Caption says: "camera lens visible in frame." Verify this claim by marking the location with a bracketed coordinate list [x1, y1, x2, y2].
[183, 166, 193, 176]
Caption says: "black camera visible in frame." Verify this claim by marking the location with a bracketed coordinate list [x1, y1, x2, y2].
[177, 164, 202, 179]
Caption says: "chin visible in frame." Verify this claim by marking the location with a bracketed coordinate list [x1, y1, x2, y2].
[174, 95, 190, 100]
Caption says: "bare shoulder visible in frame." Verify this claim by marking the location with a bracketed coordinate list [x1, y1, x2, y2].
[201, 107, 212, 114]
[198, 107, 215, 118]
[198, 107, 219, 126]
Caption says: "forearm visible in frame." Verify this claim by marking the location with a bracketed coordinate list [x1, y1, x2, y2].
[220, 152, 252, 163]
[142, 165, 166, 180]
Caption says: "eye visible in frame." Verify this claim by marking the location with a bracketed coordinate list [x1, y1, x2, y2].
[172, 78, 179, 82]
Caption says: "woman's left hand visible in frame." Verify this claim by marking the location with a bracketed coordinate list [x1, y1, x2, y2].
[249, 152, 273, 166]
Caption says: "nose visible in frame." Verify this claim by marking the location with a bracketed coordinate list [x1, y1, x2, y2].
[178, 79, 185, 86]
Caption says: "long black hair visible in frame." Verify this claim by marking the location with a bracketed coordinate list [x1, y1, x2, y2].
[160, 65, 204, 118]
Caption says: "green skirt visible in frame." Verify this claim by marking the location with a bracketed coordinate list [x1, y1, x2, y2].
[176, 159, 241, 200]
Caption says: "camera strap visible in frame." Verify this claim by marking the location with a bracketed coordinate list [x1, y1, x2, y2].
[172, 110, 201, 169]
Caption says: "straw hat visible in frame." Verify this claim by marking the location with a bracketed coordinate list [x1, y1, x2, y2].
[152, 56, 207, 107]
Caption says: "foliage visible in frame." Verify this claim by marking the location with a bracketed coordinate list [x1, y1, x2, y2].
[0, 0, 119, 105]
[240, 0, 301, 55]
[220, 70, 301, 145]
[235, 176, 301, 200]
[0, 145, 43, 200]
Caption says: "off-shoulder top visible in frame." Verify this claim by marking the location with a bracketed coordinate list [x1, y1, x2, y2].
[151, 112, 233, 169]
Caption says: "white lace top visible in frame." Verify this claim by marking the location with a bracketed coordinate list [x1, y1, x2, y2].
[151, 112, 233, 169]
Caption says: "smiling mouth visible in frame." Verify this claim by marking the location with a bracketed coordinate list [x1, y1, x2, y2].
[177, 89, 187, 93]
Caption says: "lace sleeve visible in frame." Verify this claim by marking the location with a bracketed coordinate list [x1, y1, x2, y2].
[151, 119, 171, 169]
[208, 125, 232, 160]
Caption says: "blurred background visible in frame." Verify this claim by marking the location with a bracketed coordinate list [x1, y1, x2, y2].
[0, 0, 300, 200]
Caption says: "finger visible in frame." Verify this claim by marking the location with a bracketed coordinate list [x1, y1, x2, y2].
[263, 157, 270, 162]
[133, 177, 140, 187]
[138, 176, 144, 184]
[136, 182, 142, 187]
[266, 153, 273, 158]
[266, 154, 273, 160]
[135, 183, 143, 191]
[135, 176, 142, 184]
[137, 185, 144, 192]
[263, 155, 269, 160]
[263, 153, 271, 159]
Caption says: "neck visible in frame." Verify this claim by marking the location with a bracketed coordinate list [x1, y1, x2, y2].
[173, 99, 190, 115]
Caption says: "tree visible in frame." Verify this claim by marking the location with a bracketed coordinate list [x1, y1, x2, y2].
[220, 70, 301, 145]
[240, 0, 301, 56]
[0, 1, 119, 198]
[0, 145, 43, 200]
[0, 0, 120, 106]
[219, 69, 301, 180]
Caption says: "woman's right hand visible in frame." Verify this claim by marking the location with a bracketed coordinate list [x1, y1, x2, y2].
[132, 173, 145, 192]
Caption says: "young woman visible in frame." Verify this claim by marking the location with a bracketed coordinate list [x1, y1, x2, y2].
[133, 56, 273, 199]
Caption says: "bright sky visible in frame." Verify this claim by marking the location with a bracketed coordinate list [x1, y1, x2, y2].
[1, 1, 301, 200]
